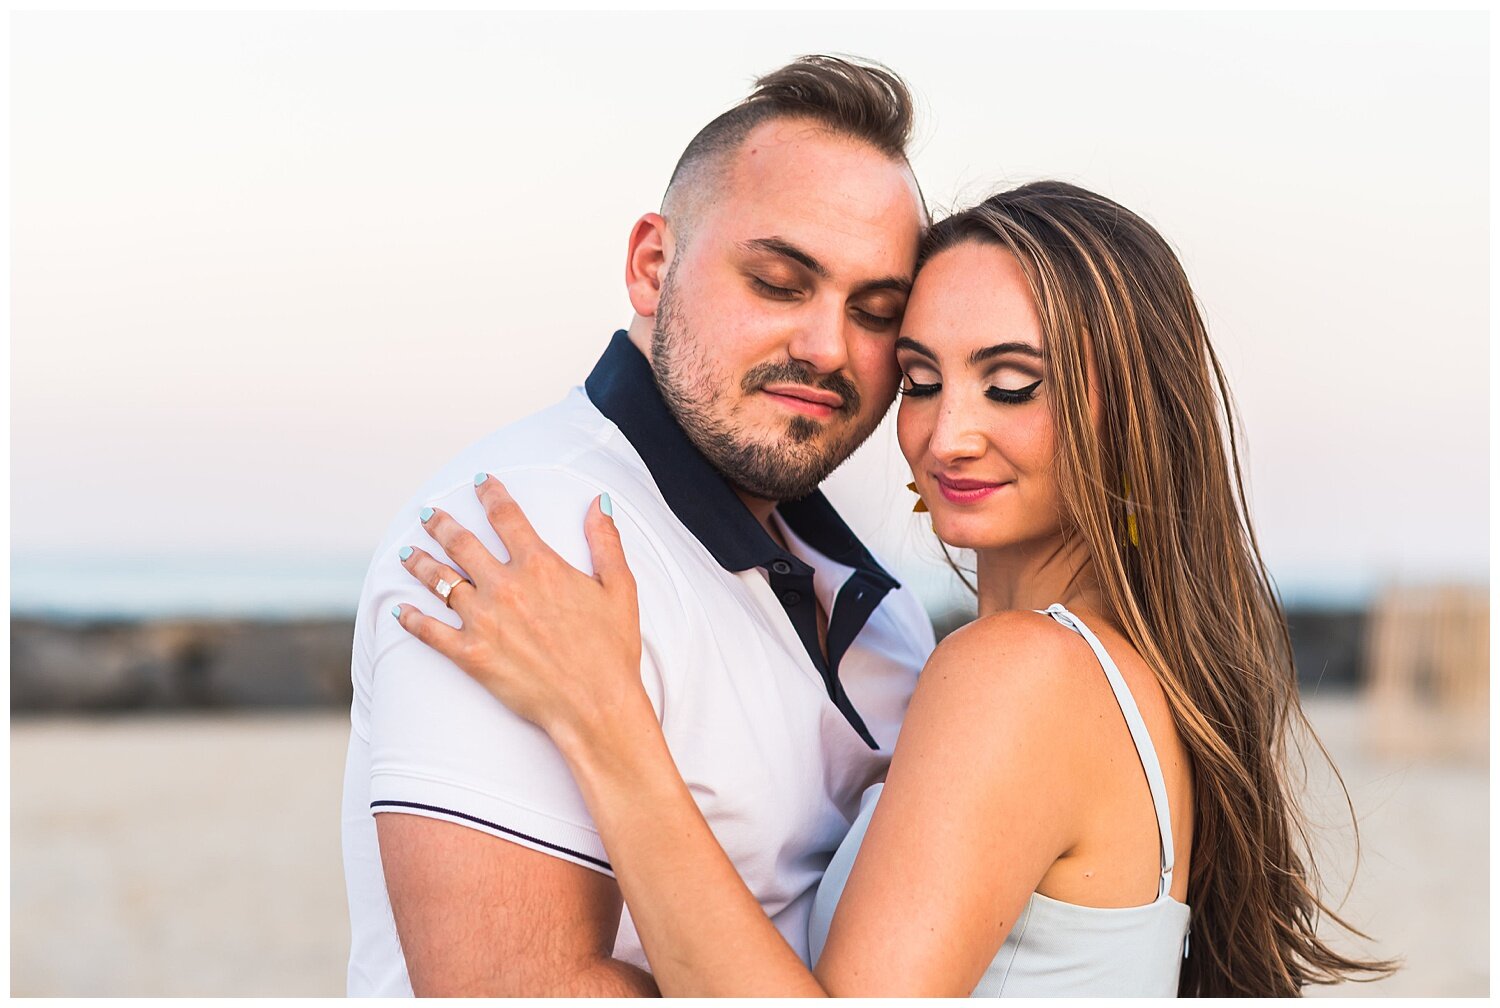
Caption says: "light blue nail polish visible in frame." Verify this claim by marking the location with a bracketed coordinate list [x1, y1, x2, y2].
[390, 605, 402, 620]
[419, 506, 434, 523]
[398, 546, 413, 561]
[600, 492, 614, 517]
[474, 472, 488, 487]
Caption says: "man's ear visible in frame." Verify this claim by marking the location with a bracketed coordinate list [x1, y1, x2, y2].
[625, 213, 674, 318]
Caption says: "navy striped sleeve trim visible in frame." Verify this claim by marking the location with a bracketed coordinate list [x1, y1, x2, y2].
[371, 799, 611, 871]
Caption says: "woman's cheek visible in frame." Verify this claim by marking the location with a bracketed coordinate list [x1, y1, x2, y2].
[895, 398, 926, 470]
[1020, 407, 1059, 478]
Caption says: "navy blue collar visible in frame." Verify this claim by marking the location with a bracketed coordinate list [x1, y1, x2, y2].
[584, 330, 900, 750]
[584, 330, 898, 588]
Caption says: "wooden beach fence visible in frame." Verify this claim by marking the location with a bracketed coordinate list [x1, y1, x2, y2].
[1365, 583, 1488, 762]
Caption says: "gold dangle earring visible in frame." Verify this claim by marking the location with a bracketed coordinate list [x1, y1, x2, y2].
[906, 481, 929, 513]
[1122, 475, 1140, 547]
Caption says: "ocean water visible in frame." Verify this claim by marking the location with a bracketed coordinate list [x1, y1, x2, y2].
[10, 549, 1379, 622]
[10, 552, 371, 620]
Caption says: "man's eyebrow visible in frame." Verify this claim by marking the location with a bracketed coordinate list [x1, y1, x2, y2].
[740, 237, 829, 279]
[741, 237, 911, 295]
[970, 342, 1044, 366]
[856, 275, 913, 297]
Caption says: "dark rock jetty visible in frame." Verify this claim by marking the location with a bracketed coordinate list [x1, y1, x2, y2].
[10, 608, 1365, 713]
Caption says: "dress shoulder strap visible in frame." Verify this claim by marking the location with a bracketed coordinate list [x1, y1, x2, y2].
[1037, 603, 1176, 901]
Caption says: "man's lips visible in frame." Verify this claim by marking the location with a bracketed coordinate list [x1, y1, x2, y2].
[760, 384, 845, 419]
[932, 474, 1010, 504]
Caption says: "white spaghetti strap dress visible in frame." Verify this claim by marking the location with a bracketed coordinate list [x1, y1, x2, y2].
[807, 603, 1192, 997]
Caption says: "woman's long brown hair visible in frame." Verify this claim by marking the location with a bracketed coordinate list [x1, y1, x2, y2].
[921, 181, 1396, 995]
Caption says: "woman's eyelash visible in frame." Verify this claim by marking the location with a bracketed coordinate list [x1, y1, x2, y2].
[897, 373, 941, 398]
[899, 375, 1043, 403]
[986, 379, 1043, 404]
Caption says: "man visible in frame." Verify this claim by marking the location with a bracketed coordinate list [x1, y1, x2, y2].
[341, 55, 934, 996]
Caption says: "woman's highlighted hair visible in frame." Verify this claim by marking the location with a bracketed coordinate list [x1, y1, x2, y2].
[922, 181, 1397, 995]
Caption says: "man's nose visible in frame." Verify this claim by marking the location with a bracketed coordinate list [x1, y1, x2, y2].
[785, 303, 851, 375]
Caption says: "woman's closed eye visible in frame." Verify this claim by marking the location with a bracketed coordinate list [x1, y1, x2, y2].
[897, 371, 941, 398]
[986, 378, 1043, 404]
[899, 373, 1043, 403]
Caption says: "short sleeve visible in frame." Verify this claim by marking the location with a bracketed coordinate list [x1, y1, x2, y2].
[362, 467, 676, 876]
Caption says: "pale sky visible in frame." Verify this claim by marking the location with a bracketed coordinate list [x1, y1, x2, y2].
[11, 11, 1489, 615]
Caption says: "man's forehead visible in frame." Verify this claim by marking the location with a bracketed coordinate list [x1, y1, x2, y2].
[726, 118, 917, 205]
[711, 121, 924, 274]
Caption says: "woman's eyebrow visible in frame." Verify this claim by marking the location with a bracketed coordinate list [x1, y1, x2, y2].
[894, 336, 936, 360]
[895, 337, 1043, 364]
[969, 342, 1043, 366]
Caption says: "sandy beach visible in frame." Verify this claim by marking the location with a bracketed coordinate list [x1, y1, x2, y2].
[10, 693, 1487, 996]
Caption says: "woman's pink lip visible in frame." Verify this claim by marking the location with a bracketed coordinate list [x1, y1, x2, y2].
[933, 475, 1008, 504]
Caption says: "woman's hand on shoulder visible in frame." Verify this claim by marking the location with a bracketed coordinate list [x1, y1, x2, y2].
[392, 475, 648, 750]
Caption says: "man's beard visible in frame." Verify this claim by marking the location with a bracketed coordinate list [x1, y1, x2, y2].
[650, 271, 872, 502]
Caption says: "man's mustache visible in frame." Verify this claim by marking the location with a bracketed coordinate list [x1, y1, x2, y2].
[741, 361, 861, 416]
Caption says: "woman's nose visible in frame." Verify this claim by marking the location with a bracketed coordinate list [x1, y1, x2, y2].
[927, 398, 987, 464]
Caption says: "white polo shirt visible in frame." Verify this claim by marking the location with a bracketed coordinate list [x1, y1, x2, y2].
[341, 331, 934, 995]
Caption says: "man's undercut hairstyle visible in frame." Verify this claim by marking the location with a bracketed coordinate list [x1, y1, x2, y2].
[663, 55, 917, 237]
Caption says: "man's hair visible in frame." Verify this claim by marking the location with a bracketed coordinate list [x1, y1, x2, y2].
[662, 55, 917, 236]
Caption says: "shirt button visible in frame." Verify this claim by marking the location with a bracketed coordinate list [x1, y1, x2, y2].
[771, 560, 793, 575]
[781, 590, 802, 607]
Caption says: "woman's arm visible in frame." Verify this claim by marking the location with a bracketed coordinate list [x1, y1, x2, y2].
[557, 612, 1089, 998]
[557, 687, 825, 997]
[810, 612, 1088, 994]
[395, 477, 1089, 996]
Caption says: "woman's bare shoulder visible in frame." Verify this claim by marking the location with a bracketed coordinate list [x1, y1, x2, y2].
[918, 609, 1100, 703]
[898, 608, 1107, 764]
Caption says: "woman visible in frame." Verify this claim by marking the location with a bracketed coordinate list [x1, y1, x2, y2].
[393, 181, 1391, 995]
